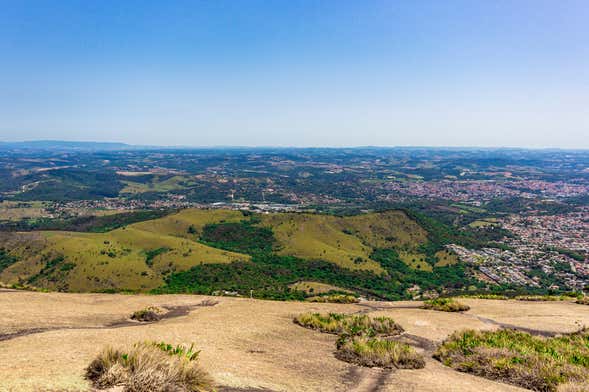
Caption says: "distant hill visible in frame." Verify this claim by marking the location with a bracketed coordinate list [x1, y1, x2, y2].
[0, 140, 135, 151]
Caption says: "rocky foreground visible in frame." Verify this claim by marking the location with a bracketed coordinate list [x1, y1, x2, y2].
[1, 289, 588, 392]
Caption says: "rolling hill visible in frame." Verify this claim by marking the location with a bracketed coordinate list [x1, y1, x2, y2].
[0, 208, 461, 296]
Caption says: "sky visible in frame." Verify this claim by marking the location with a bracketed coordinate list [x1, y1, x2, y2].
[0, 0, 588, 148]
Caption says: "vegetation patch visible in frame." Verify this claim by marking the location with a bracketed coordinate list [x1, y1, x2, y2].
[459, 294, 508, 300]
[421, 298, 470, 312]
[0, 248, 18, 274]
[434, 328, 589, 391]
[288, 281, 352, 295]
[0, 208, 173, 233]
[144, 247, 171, 267]
[85, 341, 214, 391]
[336, 335, 425, 369]
[294, 312, 424, 369]
[130, 306, 166, 322]
[576, 297, 589, 305]
[159, 249, 473, 301]
[514, 295, 577, 302]
[398, 251, 432, 271]
[306, 294, 359, 304]
[26, 254, 72, 286]
[200, 220, 275, 254]
[259, 211, 428, 273]
[293, 312, 404, 336]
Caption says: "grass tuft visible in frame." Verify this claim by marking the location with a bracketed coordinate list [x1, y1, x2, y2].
[130, 306, 165, 322]
[336, 335, 425, 369]
[576, 297, 589, 305]
[293, 312, 404, 336]
[434, 328, 589, 391]
[293, 312, 422, 369]
[85, 341, 214, 392]
[421, 297, 470, 312]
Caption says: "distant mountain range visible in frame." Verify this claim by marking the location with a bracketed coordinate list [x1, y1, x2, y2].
[0, 140, 140, 151]
[1, 140, 587, 152]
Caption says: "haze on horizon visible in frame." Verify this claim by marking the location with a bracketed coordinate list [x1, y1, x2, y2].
[1, 0, 588, 149]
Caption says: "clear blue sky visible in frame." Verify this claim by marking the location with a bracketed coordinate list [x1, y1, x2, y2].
[1, 0, 588, 147]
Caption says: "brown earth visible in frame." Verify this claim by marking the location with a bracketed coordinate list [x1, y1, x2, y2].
[1, 290, 588, 392]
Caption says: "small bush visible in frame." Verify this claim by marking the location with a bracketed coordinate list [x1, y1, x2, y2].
[434, 328, 589, 391]
[293, 312, 404, 336]
[336, 335, 425, 369]
[306, 294, 359, 304]
[130, 306, 165, 322]
[421, 298, 470, 312]
[85, 341, 214, 392]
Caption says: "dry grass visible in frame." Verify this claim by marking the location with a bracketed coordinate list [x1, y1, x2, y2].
[557, 382, 589, 392]
[293, 312, 404, 336]
[85, 341, 214, 392]
[197, 299, 219, 307]
[514, 295, 574, 302]
[306, 294, 359, 304]
[130, 306, 165, 322]
[288, 281, 351, 295]
[575, 297, 589, 305]
[458, 294, 509, 300]
[422, 298, 470, 312]
[336, 335, 425, 369]
[434, 328, 589, 391]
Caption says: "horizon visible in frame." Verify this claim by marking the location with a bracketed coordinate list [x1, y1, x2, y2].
[1, 1, 588, 148]
[2, 139, 589, 151]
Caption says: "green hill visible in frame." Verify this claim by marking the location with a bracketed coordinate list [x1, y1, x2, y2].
[0, 208, 466, 297]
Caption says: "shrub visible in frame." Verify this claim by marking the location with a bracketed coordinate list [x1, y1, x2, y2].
[306, 294, 359, 304]
[293, 312, 404, 336]
[130, 306, 165, 322]
[85, 341, 214, 392]
[434, 328, 589, 391]
[336, 335, 425, 369]
[421, 298, 470, 312]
